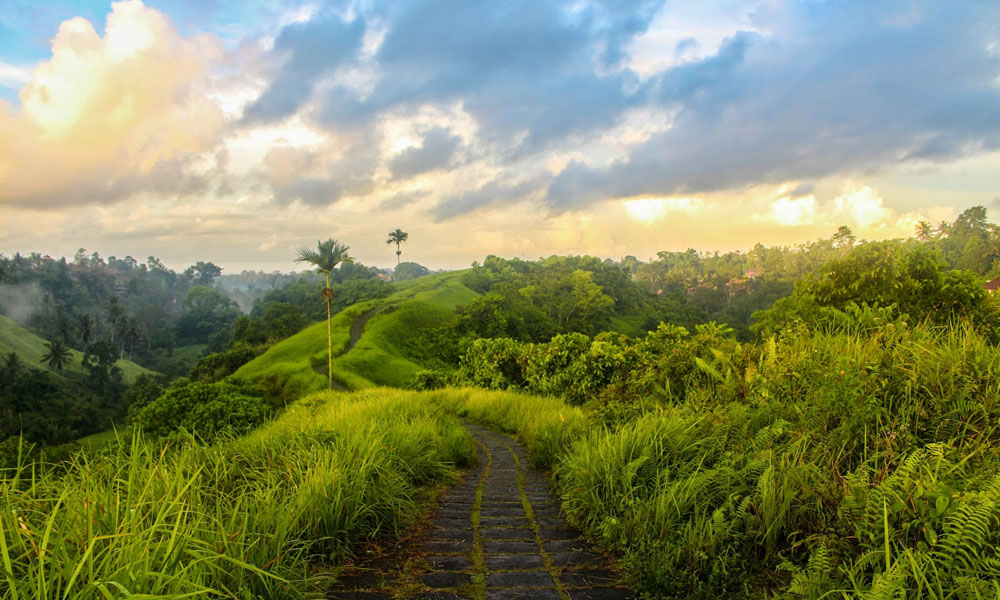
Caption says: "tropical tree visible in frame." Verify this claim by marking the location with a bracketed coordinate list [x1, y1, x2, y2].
[77, 314, 94, 347]
[295, 239, 351, 390]
[386, 229, 408, 265]
[915, 220, 934, 242]
[41, 339, 72, 371]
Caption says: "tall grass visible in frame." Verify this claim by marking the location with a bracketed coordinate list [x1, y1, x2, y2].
[0, 389, 474, 599]
[428, 387, 588, 469]
[442, 323, 1000, 599]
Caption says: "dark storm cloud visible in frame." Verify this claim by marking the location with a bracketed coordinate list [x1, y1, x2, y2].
[431, 174, 545, 221]
[546, 2, 1000, 210]
[243, 14, 365, 123]
[279, 0, 662, 151]
[248, 1, 1000, 217]
[387, 127, 463, 180]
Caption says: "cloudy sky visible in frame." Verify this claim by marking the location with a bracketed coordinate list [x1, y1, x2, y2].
[1, 1, 998, 272]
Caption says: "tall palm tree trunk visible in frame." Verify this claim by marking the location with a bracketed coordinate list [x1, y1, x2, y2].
[326, 272, 333, 390]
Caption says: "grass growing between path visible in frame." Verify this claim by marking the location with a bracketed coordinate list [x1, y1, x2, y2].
[0, 389, 475, 599]
[435, 323, 1000, 599]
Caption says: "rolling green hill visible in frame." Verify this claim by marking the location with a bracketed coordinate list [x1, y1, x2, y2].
[0, 314, 154, 384]
[234, 271, 479, 393]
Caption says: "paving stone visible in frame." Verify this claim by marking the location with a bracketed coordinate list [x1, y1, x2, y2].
[420, 572, 473, 589]
[481, 500, 524, 507]
[428, 529, 474, 541]
[485, 589, 561, 600]
[328, 592, 393, 600]
[486, 571, 556, 588]
[558, 568, 621, 587]
[439, 495, 475, 504]
[523, 494, 555, 502]
[328, 424, 633, 599]
[482, 540, 539, 554]
[538, 528, 579, 541]
[483, 554, 547, 570]
[544, 539, 595, 553]
[417, 540, 468, 554]
[548, 552, 604, 568]
[566, 588, 634, 600]
[479, 516, 531, 528]
[435, 509, 473, 520]
[426, 555, 473, 570]
[481, 506, 526, 517]
[430, 517, 471, 529]
[480, 527, 534, 540]
[535, 518, 566, 528]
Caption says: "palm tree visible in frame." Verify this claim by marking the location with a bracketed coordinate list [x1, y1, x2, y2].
[295, 239, 351, 390]
[77, 314, 94, 347]
[915, 220, 934, 242]
[121, 317, 142, 360]
[41, 339, 72, 371]
[386, 229, 408, 265]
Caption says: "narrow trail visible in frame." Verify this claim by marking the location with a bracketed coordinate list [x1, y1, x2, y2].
[314, 306, 389, 390]
[345, 305, 389, 354]
[327, 424, 633, 600]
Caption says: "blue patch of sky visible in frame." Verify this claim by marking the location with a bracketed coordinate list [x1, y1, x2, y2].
[0, 0, 281, 104]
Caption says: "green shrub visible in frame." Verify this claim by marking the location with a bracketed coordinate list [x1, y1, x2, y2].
[409, 369, 450, 390]
[133, 379, 271, 440]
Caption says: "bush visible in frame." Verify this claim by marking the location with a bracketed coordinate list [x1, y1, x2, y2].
[133, 379, 271, 440]
[409, 369, 449, 390]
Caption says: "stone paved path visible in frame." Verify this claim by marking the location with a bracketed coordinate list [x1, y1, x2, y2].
[327, 423, 634, 600]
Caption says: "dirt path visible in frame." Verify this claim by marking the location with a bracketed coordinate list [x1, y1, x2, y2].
[326, 424, 633, 600]
[345, 305, 389, 354]
[313, 306, 389, 390]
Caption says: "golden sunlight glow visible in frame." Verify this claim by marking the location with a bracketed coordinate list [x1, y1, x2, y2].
[769, 195, 816, 226]
[622, 197, 700, 224]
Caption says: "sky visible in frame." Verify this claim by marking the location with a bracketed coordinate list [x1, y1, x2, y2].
[0, 0, 999, 273]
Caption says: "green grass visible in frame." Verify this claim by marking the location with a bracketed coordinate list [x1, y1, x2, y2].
[434, 324, 1000, 599]
[234, 300, 373, 394]
[171, 343, 208, 361]
[236, 272, 479, 392]
[0, 314, 153, 384]
[0, 389, 475, 599]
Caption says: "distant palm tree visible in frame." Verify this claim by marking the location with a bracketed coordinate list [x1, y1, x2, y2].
[936, 221, 951, 239]
[386, 229, 409, 265]
[77, 314, 94, 347]
[295, 239, 351, 390]
[121, 317, 142, 360]
[41, 339, 72, 371]
[915, 221, 934, 242]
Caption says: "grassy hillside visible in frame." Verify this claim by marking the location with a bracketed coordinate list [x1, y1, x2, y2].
[0, 314, 153, 383]
[235, 272, 478, 392]
[0, 389, 475, 599]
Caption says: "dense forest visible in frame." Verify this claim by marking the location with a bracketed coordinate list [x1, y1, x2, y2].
[3, 207, 1000, 598]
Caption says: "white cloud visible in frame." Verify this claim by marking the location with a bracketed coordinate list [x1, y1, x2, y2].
[623, 196, 702, 224]
[0, 1, 225, 207]
[0, 61, 31, 88]
[770, 195, 816, 226]
[832, 183, 893, 227]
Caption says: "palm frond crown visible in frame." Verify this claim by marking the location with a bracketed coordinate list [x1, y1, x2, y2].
[295, 239, 351, 275]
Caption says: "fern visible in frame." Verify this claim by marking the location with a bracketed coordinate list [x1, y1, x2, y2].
[934, 477, 1000, 575]
[786, 542, 835, 597]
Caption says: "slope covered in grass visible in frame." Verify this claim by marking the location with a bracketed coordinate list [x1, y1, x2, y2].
[0, 314, 153, 383]
[235, 272, 478, 392]
[0, 389, 475, 599]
